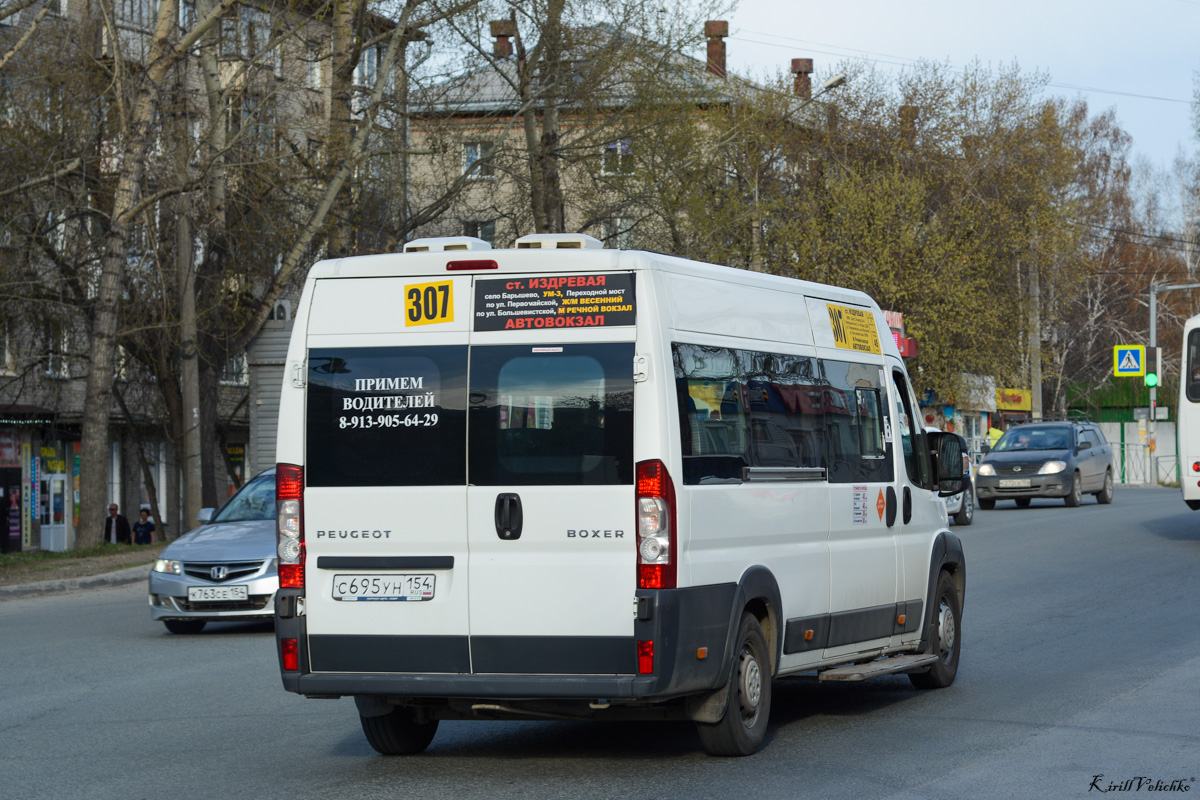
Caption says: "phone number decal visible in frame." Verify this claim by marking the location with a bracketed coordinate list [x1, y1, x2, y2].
[339, 413, 439, 429]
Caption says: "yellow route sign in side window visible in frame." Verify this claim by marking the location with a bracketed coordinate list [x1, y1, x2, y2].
[405, 281, 454, 326]
[826, 302, 881, 355]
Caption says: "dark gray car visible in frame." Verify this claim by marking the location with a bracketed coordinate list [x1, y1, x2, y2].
[975, 422, 1114, 509]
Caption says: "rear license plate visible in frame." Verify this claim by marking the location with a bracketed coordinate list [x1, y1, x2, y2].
[332, 574, 435, 601]
[999, 478, 1031, 488]
[188, 585, 249, 602]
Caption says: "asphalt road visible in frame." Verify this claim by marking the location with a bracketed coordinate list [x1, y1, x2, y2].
[2, 486, 1198, 800]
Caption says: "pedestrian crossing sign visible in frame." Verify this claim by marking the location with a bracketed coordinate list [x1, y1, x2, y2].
[1113, 345, 1145, 377]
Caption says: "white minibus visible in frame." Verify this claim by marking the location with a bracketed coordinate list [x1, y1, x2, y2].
[272, 233, 966, 756]
[1180, 313, 1200, 509]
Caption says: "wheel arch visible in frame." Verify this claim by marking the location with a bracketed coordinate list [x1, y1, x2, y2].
[919, 532, 966, 654]
[730, 566, 782, 675]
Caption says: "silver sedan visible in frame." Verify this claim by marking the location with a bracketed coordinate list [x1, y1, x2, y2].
[148, 469, 277, 634]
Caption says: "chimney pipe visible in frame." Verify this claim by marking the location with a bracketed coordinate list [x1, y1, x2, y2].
[490, 20, 516, 59]
[705, 20, 728, 78]
[791, 58, 813, 99]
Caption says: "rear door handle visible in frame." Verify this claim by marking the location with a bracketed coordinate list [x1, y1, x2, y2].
[495, 493, 523, 540]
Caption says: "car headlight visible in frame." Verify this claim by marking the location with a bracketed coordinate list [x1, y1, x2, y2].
[153, 558, 183, 575]
[1038, 460, 1067, 475]
[977, 463, 996, 476]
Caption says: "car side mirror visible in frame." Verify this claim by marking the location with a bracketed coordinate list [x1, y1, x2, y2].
[1077, 441, 1091, 452]
[197, 508, 215, 524]
[981, 444, 991, 454]
[928, 432, 966, 497]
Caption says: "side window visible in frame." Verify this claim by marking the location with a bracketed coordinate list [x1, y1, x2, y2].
[673, 343, 893, 485]
[1077, 430, 1092, 449]
[891, 370, 931, 488]
[674, 345, 747, 484]
[1189, 330, 1200, 403]
[1091, 426, 1108, 446]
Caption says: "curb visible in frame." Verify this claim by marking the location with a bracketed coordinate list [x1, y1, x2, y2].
[0, 564, 151, 601]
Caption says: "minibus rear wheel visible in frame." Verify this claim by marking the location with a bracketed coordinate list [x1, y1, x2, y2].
[360, 705, 439, 755]
[696, 612, 772, 757]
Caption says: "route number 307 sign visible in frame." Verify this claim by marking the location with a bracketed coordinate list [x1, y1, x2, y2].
[405, 281, 454, 327]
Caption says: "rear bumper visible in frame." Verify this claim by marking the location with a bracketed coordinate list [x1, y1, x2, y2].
[275, 583, 737, 702]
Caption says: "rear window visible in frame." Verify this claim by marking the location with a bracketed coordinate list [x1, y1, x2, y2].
[468, 343, 634, 485]
[306, 346, 468, 487]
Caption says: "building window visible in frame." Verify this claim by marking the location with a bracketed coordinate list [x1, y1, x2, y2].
[220, 6, 273, 63]
[178, 0, 194, 31]
[221, 351, 249, 385]
[117, 0, 154, 29]
[354, 44, 381, 87]
[0, 322, 15, 375]
[463, 219, 495, 244]
[228, 94, 275, 154]
[602, 218, 634, 250]
[464, 142, 494, 179]
[305, 42, 323, 90]
[44, 323, 69, 379]
[600, 139, 633, 176]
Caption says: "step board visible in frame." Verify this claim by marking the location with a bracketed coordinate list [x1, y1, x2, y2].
[818, 654, 938, 682]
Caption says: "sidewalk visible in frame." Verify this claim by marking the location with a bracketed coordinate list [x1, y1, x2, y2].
[0, 543, 167, 601]
[0, 563, 153, 601]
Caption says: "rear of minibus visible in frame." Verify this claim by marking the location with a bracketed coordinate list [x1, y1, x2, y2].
[273, 243, 682, 701]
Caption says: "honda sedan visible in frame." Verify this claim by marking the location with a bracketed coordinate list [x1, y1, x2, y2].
[148, 469, 277, 634]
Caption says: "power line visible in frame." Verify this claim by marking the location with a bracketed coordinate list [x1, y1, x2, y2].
[728, 30, 1192, 105]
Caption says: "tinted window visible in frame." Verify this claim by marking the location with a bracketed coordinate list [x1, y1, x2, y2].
[1189, 329, 1200, 403]
[306, 346, 467, 486]
[674, 343, 893, 485]
[468, 343, 634, 485]
[213, 470, 276, 522]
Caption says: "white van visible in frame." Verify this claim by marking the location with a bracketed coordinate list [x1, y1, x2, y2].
[273, 234, 966, 757]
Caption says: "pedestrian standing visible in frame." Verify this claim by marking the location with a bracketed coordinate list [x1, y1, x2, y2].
[133, 508, 156, 545]
[104, 504, 131, 545]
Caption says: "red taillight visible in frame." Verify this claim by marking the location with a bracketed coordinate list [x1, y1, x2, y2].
[1193, 461, 1200, 473]
[637, 640, 654, 674]
[276, 463, 305, 590]
[636, 460, 676, 590]
[446, 259, 498, 271]
[281, 638, 299, 671]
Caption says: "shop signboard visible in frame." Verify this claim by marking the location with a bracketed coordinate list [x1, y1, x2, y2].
[0, 430, 19, 468]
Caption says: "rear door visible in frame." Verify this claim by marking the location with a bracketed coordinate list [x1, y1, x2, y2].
[464, 271, 638, 675]
[303, 276, 473, 674]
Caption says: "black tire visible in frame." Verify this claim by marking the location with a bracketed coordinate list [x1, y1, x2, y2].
[953, 488, 974, 525]
[164, 619, 206, 635]
[360, 706, 439, 755]
[978, 498, 995, 510]
[909, 570, 962, 690]
[1095, 470, 1114, 504]
[1064, 472, 1082, 507]
[696, 612, 772, 757]
[1015, 497, 1032, 508]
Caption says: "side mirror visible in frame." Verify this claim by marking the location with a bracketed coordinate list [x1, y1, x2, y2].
[197, 508, 215, 524]
[981, 444, 991, 454]
[1077, 441, 1091, 452]
[928, 432, 966, 497]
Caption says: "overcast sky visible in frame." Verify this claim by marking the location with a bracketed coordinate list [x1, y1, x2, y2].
[722, 0, 1198, 174]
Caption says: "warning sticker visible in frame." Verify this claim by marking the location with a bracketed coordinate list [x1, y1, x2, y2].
[852, 485, 869, 525]
[474, 274, 635, 332]
[827, 303, 881, 355]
